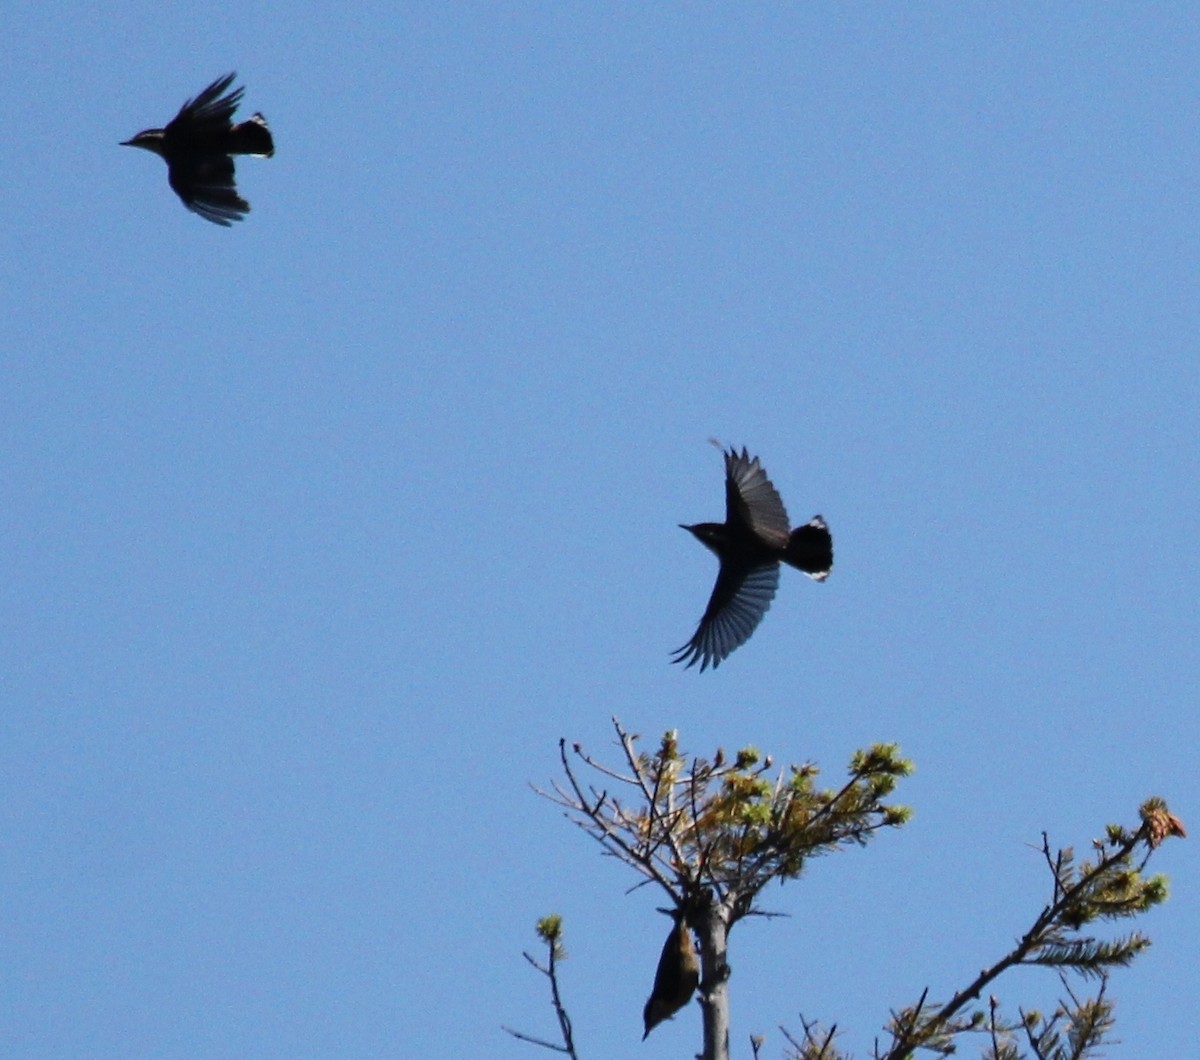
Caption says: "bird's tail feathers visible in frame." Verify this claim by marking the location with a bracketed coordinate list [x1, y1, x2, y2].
[231, 114, 274, 157]
[784, 516, 833, 581]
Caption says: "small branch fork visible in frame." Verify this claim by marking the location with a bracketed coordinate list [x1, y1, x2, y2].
[503, 918, 579, 1059]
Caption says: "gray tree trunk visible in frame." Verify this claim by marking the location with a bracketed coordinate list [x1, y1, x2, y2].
[696, 897, 733, 1060]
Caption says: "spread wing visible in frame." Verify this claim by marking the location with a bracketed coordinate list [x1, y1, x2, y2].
[162, 74, 250, 225]
[168, 155, 249, 225]
[725, 448, 790, 546]
[168, 73, 243, 133]
[671, 561, 780, 672]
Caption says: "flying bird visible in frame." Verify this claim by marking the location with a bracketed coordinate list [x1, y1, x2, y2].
[122, 73, 274, 226]
[672, 446, 832, 671]
[642, 912, 700, 1039]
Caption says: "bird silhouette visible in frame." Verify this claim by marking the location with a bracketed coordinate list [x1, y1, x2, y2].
[672, 446, 832, 671]
[122, 73, 274, 226]
[642, 911, 700, 1039]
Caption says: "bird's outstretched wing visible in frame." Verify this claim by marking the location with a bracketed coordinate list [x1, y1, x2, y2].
[168, 155, 248, 226]
[724, 448, 790, 547]
[671, 561, 780, 671]
[169, 73, 243, 132]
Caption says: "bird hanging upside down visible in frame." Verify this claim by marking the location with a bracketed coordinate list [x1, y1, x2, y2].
[122, 73, 274, 226]
[642, 911, 700, 1039]
[673, 446, 833, 671]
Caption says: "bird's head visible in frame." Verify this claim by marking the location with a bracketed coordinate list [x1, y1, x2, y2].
[680, 522, 725, 554]
[120, 129, 167, 157]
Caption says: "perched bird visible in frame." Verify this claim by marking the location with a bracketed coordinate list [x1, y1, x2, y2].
[673, 447, 832, 671]
[122, 73, 274, 226]
[642, 912, 700, 1040]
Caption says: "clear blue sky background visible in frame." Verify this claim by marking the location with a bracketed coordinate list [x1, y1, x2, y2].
[2, 4, 1196, 1057]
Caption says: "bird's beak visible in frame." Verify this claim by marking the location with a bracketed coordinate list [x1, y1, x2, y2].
[120, 139, 135, 146]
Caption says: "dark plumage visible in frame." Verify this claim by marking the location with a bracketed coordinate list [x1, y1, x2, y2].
[122, 73, 274, 226]
[672, 447, 832, 671]
[642, 912, 700, 1040]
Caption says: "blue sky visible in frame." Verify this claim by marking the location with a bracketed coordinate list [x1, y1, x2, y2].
[2, 4, 1197, 1057]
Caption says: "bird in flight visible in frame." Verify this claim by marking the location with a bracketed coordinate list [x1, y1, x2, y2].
[672, 446, 832, 671]
[122, 73, 274, 226]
